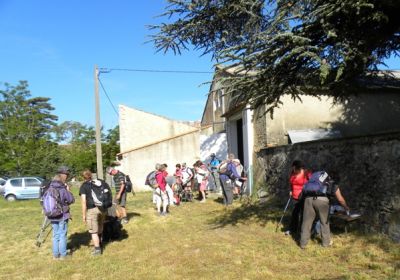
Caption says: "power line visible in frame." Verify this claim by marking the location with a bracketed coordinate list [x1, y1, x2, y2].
[98, 77, 119, 117]
[98, 67, 213, 74]
[95, 66, 212, 120]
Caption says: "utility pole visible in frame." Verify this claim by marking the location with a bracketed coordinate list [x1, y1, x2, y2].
[94, 65, 104, 179]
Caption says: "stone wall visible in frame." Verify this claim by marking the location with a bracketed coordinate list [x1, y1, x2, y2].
[255, 132, 400, 241]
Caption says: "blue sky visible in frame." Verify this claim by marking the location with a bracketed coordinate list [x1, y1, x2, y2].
[0, 0, 214, 131]
[0, 1, 399, 131]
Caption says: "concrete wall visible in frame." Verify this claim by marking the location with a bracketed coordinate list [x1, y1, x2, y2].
[200, 130, 228, 162]
[265, 92, 400, 146]
[255, 132, 400, 241]
[119, 105, 198, 153]
[119, 131, 201, 191]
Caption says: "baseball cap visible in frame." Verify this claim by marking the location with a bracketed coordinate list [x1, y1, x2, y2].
[57, 166, 70, 175]
[106, 166, 114, 174]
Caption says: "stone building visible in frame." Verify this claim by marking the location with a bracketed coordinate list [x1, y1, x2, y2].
[203, 66, 400, 240]
[203, 67, 400, 191]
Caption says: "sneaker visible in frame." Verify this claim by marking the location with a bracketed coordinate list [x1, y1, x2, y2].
[121, 218, 129, 224]
[92, 249, 102, 256]
[200, 199, 206, 203]
[160, 212, 168, 216]
[284, 230, 291, 236]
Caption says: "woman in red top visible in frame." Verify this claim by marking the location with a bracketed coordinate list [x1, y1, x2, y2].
[155, 164, 169, 216]
[286, 160, 311, 236]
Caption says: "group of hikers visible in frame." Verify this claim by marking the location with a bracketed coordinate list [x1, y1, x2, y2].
[40, 153, 248, 259]
[40, 155, 351, 260]
[286, 160, 351, 249]
[146, 153, 248, 216]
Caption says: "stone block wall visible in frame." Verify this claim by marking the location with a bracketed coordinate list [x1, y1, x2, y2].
[255, 132, 400, 241]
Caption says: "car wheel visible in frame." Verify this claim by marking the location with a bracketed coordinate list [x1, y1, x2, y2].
[6, 194, 16, 202]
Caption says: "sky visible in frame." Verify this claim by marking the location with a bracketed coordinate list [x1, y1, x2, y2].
[0, 0, 215, 131]
[0, 1, 399, 132]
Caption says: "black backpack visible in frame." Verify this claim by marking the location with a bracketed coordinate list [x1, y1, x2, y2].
[102, 216, 122, 242]
[91, 179, 113, 211]
[125, 175, 133, 193]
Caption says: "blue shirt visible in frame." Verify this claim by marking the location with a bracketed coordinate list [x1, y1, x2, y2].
[209, 158, 220, 171]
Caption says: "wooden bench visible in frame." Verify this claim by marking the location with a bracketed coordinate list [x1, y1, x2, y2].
[330, 213, 361, 233]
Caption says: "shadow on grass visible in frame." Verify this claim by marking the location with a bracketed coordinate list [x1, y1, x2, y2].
[127, 212, 141, 220]
[68, 231, 91, 252]
[68, 227, 129, 253]
[213, 197, 224, 204]
[209, 201, 283, 229]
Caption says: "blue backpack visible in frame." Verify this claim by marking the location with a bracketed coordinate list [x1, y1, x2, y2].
[42, 187, 63, 218]
[302, 171, 330, 197]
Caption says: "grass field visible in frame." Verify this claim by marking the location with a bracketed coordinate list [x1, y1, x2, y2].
[0, 188, 399, 280]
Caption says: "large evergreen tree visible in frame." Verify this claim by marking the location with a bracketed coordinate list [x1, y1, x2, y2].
[0, 81, 59, 177]
[151, 0, 400, 111]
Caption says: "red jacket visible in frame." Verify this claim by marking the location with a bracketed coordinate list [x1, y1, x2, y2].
[155, 171, 167, 192]
[290, 170, 311, 200]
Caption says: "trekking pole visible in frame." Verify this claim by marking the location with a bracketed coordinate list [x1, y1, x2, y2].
[35, 216, 51, 247]
[275, 197, 292, 232]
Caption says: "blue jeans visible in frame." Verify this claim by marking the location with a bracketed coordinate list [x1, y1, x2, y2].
[51, 219, 68, 257]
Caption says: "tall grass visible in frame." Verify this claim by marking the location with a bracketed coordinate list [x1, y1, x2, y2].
[0, 188, 398, 280]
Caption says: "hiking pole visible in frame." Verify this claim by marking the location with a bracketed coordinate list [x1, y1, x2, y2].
[275, 197, 292, 232]
[35, 216, 51, 247]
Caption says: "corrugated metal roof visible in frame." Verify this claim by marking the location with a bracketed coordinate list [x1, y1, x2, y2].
[287, 129, 342, 144]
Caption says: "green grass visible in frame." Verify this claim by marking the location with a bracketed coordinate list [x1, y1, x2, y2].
[0, 188, 399, 280]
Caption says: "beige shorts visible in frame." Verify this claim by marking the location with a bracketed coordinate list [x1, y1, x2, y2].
[86, 207, 106, 234]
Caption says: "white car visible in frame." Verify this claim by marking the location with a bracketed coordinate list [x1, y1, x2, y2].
[3, 177, 44, 201]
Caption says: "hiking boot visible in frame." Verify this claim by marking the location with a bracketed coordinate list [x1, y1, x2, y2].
[92, 248, 102, 256]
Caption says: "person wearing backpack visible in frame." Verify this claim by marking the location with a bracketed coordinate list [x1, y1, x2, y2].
[106, 167, 129, 224]
[299, 170, 350, 249]
[44, 166, 75, 260]
[208, 153, 221, 192]
[219, 154, 247, 206]
[79, 169, 112, 256]
[194, 160, 209, 203]
[155, 164, 169, 216]
[285, 160, 311, 237]
[181, 163, 194, 201]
